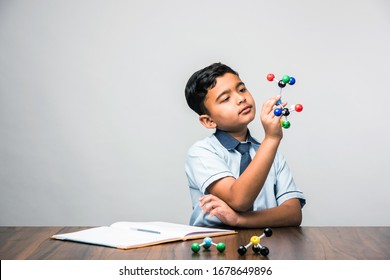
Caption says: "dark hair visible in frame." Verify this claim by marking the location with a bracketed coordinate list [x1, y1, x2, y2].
[185, 62, 239, 115]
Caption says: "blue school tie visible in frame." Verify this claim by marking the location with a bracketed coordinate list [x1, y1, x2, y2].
[236, 142, 252, 175]
[236, 142, 253, 211]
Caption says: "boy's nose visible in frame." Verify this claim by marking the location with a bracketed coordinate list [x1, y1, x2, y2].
[236, 93, 246, 104]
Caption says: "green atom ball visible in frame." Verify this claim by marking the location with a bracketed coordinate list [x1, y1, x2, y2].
[282, 121, 291, 129]
[282, 75, 290, 83]
[216, 242, 226, 253]
[191, 243, 201, 253]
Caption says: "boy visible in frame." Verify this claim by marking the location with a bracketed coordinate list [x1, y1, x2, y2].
[184, 62, 305, 228]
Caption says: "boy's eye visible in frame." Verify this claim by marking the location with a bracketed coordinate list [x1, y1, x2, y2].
[222, 96, 230, 102]
[239, 87, 247, 93]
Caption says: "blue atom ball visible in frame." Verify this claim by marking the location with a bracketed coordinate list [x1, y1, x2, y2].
[203, 237, 212, 247]
[274, 108, 282, 116]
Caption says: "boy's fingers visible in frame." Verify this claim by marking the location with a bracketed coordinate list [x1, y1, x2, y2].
[209, 208, 220, 218]
[199, 194, 213, 206]
[269, 95, 282, 106]
[201, 199, 224, 215]
[208, 205, 223, 217]
[262, 96, 281, 115]
[201, 200, 216, 212]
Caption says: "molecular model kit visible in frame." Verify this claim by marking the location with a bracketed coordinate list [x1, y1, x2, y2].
[266, 73, 303, 129]
[237, 227, 273, 256]
[191, 237, 226, 253]
[190, 227, 272, 256]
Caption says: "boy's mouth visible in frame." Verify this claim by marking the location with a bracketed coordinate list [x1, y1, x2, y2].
[239, 105, 252, 114]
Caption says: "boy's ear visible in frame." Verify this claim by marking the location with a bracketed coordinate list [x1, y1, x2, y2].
[199, 114, 217, 129]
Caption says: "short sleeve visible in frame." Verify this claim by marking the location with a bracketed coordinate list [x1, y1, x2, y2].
[274, 153, 306, 207]
[185, 142, 234, 194]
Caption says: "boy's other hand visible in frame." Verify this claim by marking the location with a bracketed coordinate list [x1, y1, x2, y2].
[199, 194, 240, 227]
[260, 96, 285, 141]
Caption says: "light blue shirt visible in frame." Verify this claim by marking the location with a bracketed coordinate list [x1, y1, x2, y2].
[185, 129, 305, 227]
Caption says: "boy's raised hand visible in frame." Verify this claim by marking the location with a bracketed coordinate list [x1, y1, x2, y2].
[260, 96, 285, 140]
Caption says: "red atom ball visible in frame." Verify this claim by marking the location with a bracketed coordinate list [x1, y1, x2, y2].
[295, 104, 303, 112]
[266, 73, 275, 81]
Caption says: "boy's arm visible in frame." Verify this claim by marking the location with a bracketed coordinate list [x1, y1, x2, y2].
[200, 194, 302, 228]
[208, 96, 283, 212]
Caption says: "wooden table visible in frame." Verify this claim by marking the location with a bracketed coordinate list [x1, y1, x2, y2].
[1, 226, 389, 260]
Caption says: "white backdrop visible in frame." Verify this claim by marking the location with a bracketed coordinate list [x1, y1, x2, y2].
[1, 0, 389, 226]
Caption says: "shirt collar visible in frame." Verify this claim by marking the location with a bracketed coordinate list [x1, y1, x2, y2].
[214, 129, 260, 150]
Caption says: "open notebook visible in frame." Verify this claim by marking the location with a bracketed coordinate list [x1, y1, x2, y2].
[51, 221, 236, 249]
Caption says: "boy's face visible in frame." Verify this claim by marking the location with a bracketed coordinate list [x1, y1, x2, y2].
[200, 73, 256, 133]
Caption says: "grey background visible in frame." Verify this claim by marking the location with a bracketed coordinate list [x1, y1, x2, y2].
[1, 0, 389, 226]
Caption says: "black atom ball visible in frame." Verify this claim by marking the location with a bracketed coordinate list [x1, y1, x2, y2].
[260, 246, 270, 257]
[278, 80, 286, 88]
[237, 246, 247, 255]
[252, 245, 261, 254]
[282, 108, 290, 116]
[264, 228, 273, 237]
